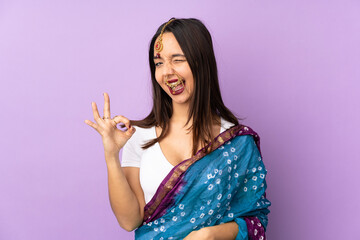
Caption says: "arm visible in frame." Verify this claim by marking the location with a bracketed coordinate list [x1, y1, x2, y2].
[85, 93, 145, 232]
[106, 154, 145, 231]
[184, 221, 238, 240]
[205, 222, 239, 240]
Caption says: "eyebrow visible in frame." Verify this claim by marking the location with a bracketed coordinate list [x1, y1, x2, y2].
[153, 54, 186, 60]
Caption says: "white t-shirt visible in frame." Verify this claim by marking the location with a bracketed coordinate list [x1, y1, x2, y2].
[121, 117, 235, 204]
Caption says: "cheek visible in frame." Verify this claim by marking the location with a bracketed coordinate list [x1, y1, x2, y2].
[187, 79, 194, 91]
[154, 71, 162, 84]
[182, 66, 193, 80]
[154, 74, 168, 91]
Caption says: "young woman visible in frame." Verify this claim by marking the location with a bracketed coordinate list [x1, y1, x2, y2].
[85, 18, 270, 240]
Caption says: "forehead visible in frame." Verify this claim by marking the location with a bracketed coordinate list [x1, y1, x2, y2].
[154, 32, 183, 57]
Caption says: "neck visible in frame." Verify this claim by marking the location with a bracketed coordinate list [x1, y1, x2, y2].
[170, 101, 220, 127]
[171, 101, 192, 127]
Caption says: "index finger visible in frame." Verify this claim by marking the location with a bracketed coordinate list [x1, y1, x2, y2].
[103, 92, 111, 118]
[91, 102, 101, 121]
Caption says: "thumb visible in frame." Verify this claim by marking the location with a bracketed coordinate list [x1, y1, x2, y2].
[125, 125, 136, 137]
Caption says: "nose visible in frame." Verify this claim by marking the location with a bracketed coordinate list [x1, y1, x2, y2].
[162, 61, 175, 78]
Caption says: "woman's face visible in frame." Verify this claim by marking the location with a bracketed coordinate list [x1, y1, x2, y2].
[153, 32, 194, 105]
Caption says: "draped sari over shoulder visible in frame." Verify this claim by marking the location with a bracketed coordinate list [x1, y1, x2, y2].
[135, 125, 271, 240]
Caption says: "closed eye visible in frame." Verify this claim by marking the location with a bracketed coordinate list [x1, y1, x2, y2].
[174, 59, 186, 63]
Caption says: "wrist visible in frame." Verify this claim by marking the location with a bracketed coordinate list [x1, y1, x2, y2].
[104, 152, 120, 165]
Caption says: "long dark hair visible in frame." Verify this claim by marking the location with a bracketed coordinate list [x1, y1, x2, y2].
[131, 18, 239, 155]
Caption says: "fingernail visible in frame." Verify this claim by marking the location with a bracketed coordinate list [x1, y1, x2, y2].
[128, 124, 132, 129]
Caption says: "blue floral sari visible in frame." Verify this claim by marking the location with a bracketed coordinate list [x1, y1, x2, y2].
[135, 125, 271, 240]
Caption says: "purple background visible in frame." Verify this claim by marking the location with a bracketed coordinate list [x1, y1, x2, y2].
[1, 0, 359, 239]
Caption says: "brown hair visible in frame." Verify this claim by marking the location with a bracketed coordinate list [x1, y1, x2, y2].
[131, 18, 239, 155]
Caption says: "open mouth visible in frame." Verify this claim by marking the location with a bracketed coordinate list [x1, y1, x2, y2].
[165, 78, 185, 95]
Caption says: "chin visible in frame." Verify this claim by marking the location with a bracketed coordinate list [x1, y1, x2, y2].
[171, 95, 191, 104]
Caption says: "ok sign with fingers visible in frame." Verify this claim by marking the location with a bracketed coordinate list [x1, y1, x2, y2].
[84, 92, 136, 159]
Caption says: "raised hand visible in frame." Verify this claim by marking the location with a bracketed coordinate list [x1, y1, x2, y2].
[84, 92, 136, 159]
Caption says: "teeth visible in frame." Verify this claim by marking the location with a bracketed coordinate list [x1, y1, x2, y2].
[173, 84, 184, 91]
[166, 79, 184, 89]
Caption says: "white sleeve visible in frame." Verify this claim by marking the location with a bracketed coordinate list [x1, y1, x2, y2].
[121, 127, 143, 168]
